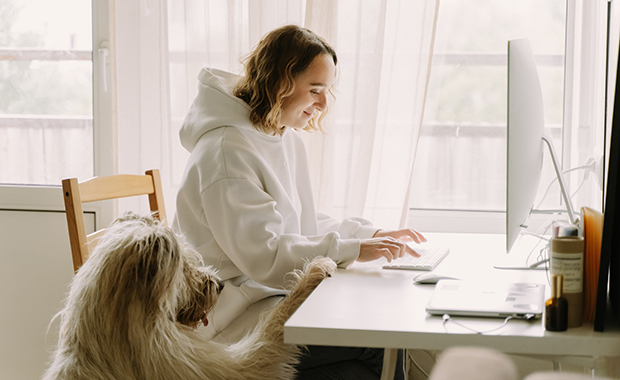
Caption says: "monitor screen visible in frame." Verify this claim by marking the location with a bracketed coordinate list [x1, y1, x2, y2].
[506, 38, 545, 253]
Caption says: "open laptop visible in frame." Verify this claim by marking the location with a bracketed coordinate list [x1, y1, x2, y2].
[425, 280, 546, 319]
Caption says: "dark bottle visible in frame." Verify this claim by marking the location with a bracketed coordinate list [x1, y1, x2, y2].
[545, 274, 568, 332]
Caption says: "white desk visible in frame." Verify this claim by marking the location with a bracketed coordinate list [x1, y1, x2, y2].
[284, 233, 620, 379]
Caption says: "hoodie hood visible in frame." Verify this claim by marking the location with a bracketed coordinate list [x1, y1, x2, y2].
[179, 68, 255, 152]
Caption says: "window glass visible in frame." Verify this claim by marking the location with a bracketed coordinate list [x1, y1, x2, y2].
[410, 0, 566, 212]
[0, 0, 93, 185]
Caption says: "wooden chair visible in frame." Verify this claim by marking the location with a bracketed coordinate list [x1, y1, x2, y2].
[62, 169, 167, 273]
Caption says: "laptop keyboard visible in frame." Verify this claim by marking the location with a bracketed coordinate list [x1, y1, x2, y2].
[382, 245, 450, 271]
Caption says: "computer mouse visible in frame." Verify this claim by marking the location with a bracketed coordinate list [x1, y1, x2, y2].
[413, 273, 461, 285]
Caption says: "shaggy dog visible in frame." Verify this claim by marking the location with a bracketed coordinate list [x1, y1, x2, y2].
[44, 213, 336, 380]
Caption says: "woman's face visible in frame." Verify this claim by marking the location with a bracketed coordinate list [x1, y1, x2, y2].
[280, 54, 336, 130]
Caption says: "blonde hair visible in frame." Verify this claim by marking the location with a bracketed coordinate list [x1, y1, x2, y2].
[234, 25, 338, 136]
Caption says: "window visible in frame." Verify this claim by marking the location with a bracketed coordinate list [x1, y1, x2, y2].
[1, 0, 94, 186]
[409, 0, 605, 233]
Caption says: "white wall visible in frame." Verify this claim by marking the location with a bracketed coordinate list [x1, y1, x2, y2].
[0, 210, 93, 380]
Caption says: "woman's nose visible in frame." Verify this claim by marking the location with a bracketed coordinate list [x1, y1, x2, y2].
[315, 93, 327, 111]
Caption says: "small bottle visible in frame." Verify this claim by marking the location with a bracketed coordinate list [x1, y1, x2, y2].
[550, 232, 584, 328]
[545, 274, 568, 332]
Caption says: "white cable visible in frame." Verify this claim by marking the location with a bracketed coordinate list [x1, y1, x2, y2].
[442, 314, 514, 334]
[535, 164, 593, 209]
[407, 350, 432, 379]
[519, 217, 555, 268]
[570, 177, 587, 199]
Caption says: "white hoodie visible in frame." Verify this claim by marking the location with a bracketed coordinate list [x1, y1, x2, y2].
[173, 68, 378, 342]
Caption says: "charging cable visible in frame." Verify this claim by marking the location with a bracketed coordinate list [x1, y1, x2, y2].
[535, 158, 598, 211]
[442, 314, 517, 334]
[407, 350, 435, 379]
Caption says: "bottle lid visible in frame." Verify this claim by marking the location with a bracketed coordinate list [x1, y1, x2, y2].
[552, 220, 580, 238]
[560, 225, 579, 237]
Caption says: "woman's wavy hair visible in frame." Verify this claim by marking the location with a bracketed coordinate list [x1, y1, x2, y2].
[234, 25, 338, 136]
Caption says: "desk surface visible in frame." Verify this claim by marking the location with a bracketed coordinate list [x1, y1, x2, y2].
[284, 233, 620, 358]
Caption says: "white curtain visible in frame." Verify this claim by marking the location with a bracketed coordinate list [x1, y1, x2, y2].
[114, 0, 176, 218]
[114, 0, 438, 231]
[301, 0, 439, 229]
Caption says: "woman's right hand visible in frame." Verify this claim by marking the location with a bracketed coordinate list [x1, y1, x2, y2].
[357, 237, 416, 263]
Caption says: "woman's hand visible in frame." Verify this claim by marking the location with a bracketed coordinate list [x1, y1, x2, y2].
[373, 228, 426, 244]
[357, 228, 427, 263]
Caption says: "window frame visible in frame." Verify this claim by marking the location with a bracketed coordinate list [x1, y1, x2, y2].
[0, 0, 114, 230]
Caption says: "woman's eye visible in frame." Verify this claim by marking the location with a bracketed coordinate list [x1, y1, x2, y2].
[311, 90, 320, 95]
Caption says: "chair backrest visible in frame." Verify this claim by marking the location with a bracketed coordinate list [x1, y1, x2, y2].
[62, 169, 167, 273]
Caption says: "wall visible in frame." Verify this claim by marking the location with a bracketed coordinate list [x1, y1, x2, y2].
[0, 210, 93, 380]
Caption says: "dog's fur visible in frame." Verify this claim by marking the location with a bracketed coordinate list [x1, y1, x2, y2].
[44, 213, 336, 380]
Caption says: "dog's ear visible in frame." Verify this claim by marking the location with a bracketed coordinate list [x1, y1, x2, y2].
[132, 227, 182, 308]
[97, 220, 183, 321]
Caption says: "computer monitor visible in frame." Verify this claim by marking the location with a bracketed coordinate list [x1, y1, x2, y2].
[506, 38, 545, 253]
[506, 38, 577, 254]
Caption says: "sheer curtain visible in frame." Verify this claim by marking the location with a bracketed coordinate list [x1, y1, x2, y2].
[115, 0, 438, 230]
[301, 0, 439, 229]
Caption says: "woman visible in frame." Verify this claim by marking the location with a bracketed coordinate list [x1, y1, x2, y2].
[173, 24, 424, 379]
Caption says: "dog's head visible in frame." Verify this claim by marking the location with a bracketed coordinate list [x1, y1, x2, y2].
[75, 212, 223, 330]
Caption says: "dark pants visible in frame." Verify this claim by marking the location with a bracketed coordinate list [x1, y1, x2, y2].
[296, 346, 406, 380]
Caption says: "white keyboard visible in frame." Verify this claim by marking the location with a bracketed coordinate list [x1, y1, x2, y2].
[382, 245, 450, 271]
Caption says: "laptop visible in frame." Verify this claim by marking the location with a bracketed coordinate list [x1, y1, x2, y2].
[425, 280, 546, 319]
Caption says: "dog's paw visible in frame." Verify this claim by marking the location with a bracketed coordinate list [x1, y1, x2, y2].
[279, 257, 337, 314]
[303, 257, 337, 280]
